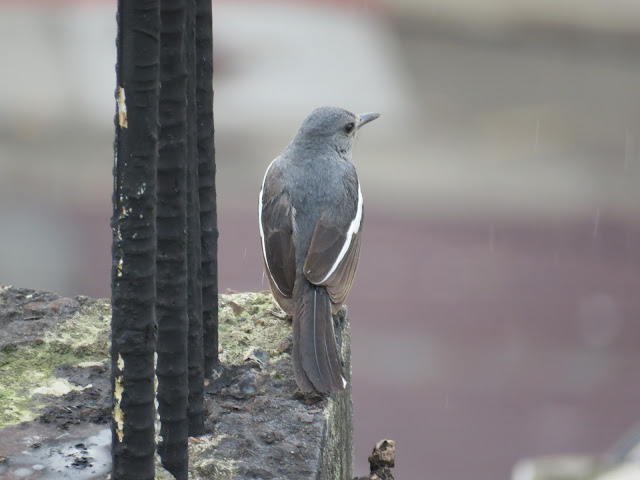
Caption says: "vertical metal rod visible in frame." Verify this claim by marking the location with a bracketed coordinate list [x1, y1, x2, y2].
[111, 0, 161, 478]
[185, 0, 205, 437]
[196, 0, 219, 378]
[156, 0, 189, 477]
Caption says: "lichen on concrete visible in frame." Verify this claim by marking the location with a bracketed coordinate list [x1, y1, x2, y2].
[0, 294, 110, 428]
[191, 293, 353, 480]
[217, 291, 291, 364]
[0, 289, 355, 479]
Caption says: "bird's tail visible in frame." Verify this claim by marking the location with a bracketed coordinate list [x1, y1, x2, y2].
[292, 280, 345, 392]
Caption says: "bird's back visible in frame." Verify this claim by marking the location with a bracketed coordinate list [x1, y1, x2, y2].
[277, 147, 357, 270]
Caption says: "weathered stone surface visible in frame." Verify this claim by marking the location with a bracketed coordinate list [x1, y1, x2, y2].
[0, 285, 83, 353]
[0, 288, 354, 479]
[190, 293, 353, 480]
[0, 286, 109, 427]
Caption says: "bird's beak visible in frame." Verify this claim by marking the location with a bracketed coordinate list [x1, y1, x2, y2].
[357, 112, 380, 128]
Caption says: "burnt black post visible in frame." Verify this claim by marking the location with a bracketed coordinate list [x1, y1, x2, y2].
[196, 0, 219, 379]
[111, 0, 161, 478]
[155, 0, 189, 478]
[112, 0, 216, 475]
[185, 0, 205, 437]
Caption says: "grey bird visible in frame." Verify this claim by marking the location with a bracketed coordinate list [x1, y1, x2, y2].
[259, 106, 379, 392]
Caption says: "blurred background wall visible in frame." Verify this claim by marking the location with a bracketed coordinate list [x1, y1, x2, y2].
[1, 0, 639, 478]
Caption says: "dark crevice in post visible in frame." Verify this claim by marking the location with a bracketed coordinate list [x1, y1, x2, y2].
[196, 0, 219, 378]
[156, 0, 189, 478]
[185, 0, 205, 438]
[111, 0, 161, 478]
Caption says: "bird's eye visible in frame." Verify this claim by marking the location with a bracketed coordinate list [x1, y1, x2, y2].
[344, 122, 355, 134]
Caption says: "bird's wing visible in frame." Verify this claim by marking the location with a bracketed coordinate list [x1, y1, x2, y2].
[259, 159, 296, 312]
[303, 172, 363, 309]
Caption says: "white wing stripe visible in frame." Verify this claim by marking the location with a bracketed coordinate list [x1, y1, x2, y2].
[316, 182, 363, 284]
[258, 158, 287, 297]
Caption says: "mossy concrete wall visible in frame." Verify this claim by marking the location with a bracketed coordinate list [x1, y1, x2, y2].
[191, 292, 354, 480]
[0, 287, 110, 427]
[0, 288, 354, 479]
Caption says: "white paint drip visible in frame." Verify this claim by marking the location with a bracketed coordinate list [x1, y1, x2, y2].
[117, 86, 128, 128]
[113, 353, 125, 442]
[154, 352, 161, 445]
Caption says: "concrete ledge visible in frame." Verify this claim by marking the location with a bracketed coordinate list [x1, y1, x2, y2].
[191, 292, 353, 479]
[0, 288, 354, 479]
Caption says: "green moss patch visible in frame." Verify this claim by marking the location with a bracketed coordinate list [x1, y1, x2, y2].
[218, 292, 290, 364]
[0, 300, 111, 428]
[0, 293, 289, 429]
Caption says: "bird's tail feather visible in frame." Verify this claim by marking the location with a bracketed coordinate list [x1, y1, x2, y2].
[292, 280, 344, 392]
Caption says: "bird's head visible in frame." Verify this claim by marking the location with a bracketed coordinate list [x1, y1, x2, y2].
[294, 106, 380, 160]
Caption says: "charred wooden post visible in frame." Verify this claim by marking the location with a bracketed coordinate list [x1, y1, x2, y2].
[185, 0, 205, 437]
[111, 0, 161, 478]
[156, 0, 189, 478]
[196, 0, 219, 379]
